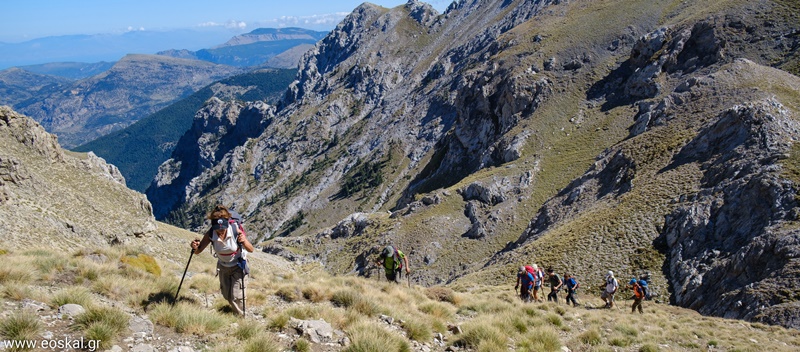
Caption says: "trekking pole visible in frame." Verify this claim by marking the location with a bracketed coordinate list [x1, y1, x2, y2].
[407, 271, 411, 288]
[174, 248, 195, 305]
[238, 241, 247, 318]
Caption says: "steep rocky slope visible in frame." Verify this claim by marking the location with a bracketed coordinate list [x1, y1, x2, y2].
[13, 54, 242, 148]
[147, 0, 800, 328]
[0, 106, 157, 247]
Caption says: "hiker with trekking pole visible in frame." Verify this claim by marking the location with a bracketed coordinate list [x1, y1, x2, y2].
[375, 245, 410, 285]
[189, 205, 254, 316]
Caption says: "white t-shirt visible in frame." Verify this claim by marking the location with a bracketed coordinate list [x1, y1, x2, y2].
[605, 277, 619, 293]
[211, 224, 242, 267]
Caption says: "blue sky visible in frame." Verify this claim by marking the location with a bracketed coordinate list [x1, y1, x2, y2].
[0, 0, 453, 43]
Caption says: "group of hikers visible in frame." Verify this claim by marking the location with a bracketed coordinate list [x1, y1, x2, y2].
[184, 204, 647, 317]
[515, 265, 650, 313]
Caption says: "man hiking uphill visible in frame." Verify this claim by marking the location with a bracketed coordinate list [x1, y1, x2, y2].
[564, 272, 580, 307]
[546, 267, 563, 303]
[376, 245, 409, 283]
[601, 271, 619, 308]
[515, 266, 535, 303]
[190, 205, 254, 316]
[629, 278, 645, 314]
[531, 264, 544, 302]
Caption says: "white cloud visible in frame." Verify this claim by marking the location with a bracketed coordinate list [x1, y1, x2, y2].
[251, 12, 350, 30]
[125, 26, 146, 32]
[198, 20, 247, 30]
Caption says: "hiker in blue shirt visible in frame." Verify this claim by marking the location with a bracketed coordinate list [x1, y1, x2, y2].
[564, 273, 580, 307]
[515, 266, 535, 303]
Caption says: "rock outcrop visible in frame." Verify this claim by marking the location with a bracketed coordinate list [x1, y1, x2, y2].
[0, 106, 156, 246]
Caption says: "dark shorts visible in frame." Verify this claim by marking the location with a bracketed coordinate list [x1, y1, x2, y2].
[385, 269, 403, 283]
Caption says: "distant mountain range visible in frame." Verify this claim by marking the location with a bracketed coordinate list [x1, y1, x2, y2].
[0, 29, 241, 69]
[157, 28, 327, 67]
[0, 27, 325, 148]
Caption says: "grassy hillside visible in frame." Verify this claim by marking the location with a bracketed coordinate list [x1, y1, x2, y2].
[1, 230, 798, 351]
[74, 68, 297, 192]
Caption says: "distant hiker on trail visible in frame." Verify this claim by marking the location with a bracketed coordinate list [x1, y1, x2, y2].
[190, 205, 254, 316]
[546, 267, 562, 303]
[629, 278, 645, 314]
[601, 271, 619, 308]
[376, 245, 409, 283]
[515, 266, 535, 303]
[564, 273, 580, 307]
[531, 264, 544, 302]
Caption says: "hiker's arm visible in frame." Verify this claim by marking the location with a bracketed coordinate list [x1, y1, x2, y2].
[403, 256, 410, 273]
[236, 233, 255, 252]
[192, 231, 211, 254]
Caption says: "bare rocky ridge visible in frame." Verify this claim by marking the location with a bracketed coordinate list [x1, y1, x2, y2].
[0, 106, 156, 246]
[146, 0, 800, 329]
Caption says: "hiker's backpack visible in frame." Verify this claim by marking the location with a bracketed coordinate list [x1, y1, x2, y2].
[633, 283, 645, 299]
[639, 279, 651, 300]
[391, 248, 404, 270]
[525, 266, 543, 284]
[524, 265, 536, 276]
[567, 277, 579, 290]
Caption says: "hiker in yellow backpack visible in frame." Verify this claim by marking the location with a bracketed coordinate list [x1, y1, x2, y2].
[375, 245, 409, 283]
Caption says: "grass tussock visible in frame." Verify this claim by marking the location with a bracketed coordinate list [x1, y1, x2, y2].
[120, 254, 161, 276]
[344, 322, 410, 352]
[0, 312, 42, 349]
[424, 286, 462, 306]
[150, 302, 234, 334]
[74, 306, 130, 348]
[51, 287, 93, 308]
